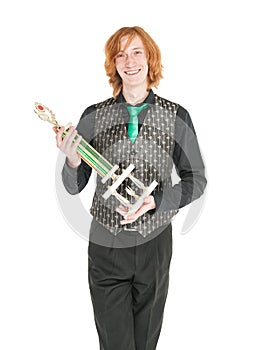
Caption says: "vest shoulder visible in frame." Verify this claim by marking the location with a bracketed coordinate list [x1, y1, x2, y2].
[154, 94, 179, 111]
[80, 97, 116, 120]
[95, 97, 116, 109]
[154, 94, 189, 119]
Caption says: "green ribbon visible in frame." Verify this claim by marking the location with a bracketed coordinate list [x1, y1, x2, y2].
[126, 103, 148, 144]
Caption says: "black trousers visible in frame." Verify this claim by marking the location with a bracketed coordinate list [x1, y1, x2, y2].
[88, 224, 172, 350]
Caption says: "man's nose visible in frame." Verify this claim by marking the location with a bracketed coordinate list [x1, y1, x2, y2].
[125, 53, 136, 66]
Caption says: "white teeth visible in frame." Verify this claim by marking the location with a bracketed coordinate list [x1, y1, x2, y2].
[125, 70, 139, 75]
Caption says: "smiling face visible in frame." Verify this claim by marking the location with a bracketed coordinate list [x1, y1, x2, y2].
[115, 35, 149, 91]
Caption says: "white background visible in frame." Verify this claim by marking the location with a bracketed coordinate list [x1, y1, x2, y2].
[1, 0, 263, 349]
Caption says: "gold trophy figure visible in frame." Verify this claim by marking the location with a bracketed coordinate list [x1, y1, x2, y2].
[34, 102, 158, 216]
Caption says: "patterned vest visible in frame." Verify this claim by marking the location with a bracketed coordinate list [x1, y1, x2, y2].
[90, 94, 179, 236]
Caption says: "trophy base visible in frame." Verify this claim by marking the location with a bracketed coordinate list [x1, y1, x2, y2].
[125, 180, 158, 217]
[101, 164, 158, 217]
[102, 164, 135, 200]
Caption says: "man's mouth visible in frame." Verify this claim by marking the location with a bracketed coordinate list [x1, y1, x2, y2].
[124, 69, 141, 76]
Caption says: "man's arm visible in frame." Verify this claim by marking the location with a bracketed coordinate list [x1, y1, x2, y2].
[59, 105, 96, 195]
[62, 159, 92, 195]
[154, 106, 207, 212]
[119, 106, 207, 224]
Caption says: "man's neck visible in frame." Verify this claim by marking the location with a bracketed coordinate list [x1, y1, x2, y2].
[122, 85, 149, 105]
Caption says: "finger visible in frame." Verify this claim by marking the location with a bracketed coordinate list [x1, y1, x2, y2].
[120, 218, 136, 225]
[72, 134, 82, 150]
[62, 129, 79, 154]
[68, 133, 82, 156]
[57, 127, 76, 154]
[55, 126, 65, 148]
[116, 205, 128, 213]
[116, 207, 128, 216]
[119, 205, 128, 211]
[56, 126, 65, 138]
[125, 198, 155, 221]
[63, 126, 77, 146]
[120, 204, 150, 224]
[125, 204, 148, 221]
[143, 196, 152, 205]
[124, 213, 138, 221]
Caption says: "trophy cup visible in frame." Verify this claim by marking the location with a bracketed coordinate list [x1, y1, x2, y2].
[34, 102, 158, 216]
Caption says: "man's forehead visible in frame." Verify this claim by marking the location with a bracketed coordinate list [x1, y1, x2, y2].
[119, 35, 144, 51]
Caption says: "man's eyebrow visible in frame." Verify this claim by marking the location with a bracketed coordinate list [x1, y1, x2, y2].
[119, 47, 144, 52]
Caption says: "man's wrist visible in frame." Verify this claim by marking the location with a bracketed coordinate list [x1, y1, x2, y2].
[66, 157, 81, 169]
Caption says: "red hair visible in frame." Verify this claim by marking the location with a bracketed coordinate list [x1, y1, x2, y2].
[104, 26, 163, 98]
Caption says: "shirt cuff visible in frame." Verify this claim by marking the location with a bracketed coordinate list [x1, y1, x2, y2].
[63, 161, 79, 177]
[148, 191, 163, 215]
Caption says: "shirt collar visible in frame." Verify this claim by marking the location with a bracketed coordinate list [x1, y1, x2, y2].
[115, 89, 155, 105]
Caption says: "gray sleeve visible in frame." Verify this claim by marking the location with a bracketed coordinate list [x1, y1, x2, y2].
[153, 108, 207, 212]
[62, 160, 92, 195]
[61, 105, 96, 195]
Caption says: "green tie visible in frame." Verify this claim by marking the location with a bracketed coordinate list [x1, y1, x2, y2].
[126, 103, 148, 144]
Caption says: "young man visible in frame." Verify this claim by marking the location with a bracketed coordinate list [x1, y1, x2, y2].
[56, 26, 207, 350]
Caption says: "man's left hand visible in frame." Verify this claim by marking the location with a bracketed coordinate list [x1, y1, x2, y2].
[116, 195, 156, 225]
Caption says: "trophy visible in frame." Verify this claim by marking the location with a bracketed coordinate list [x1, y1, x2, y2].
[34, 102, 158, 216]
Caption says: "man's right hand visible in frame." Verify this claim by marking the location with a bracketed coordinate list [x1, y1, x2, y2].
[53, 126, 82, 168]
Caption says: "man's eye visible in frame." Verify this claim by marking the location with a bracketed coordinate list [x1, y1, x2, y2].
[116, 53, 125, 58]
